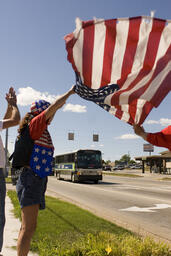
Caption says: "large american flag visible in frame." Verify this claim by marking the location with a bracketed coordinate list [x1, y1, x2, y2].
[65, 16, 171, 125]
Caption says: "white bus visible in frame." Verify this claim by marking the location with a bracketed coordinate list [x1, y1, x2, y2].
[54, 149, 103, 183]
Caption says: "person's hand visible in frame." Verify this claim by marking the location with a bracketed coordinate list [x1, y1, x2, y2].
[133, 124, 147, 140]
[5, 87, 17, 106]
[69, 85, 76, 95]
[133, 124, 145, 136]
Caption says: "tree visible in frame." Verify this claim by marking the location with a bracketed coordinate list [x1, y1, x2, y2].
[129, 159, 136, 165]
[120, 154, 131, 164]
[102, 160, 105, 165]
[106, 160, 111, 165]
[115, 154, 135, 165]
[115, 160, 120, 165]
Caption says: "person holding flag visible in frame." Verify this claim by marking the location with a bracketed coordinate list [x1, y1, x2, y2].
[0, 87, 20, 256]
[133, 124, 171, 151]
[11, 86, 75, 256]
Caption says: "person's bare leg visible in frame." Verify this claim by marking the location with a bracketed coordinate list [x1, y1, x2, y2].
[17, 204, 39, 256]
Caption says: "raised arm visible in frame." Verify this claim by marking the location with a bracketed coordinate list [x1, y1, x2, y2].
[133, 124, 171, 151]
[3, 103, 13, 120]
[44, 86, 75, 122]
[2, 87, 20, 129]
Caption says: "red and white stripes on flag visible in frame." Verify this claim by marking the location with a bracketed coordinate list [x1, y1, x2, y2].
[64, 16, 171, 125]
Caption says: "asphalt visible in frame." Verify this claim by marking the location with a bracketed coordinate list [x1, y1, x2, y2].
[2, 184, 38, 256]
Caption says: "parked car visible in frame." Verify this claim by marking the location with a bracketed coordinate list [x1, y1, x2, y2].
[130, 165, 142, 169]
[113, 165, 124, 170]
[135, 165, 142, 169]
[103, 165, 112, 171]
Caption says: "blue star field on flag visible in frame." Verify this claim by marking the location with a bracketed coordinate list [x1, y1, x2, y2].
[74, 73, 119, 112]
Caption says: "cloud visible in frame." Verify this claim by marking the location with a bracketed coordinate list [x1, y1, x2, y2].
[63, 103, 87, 113]
[145, 118, 171, 126]
[115, 134, 139, 140]
[160, 118, 171, 126]
[145, 120, 159, 125]
[90, 144, 104, 148]
[17, 87, 57, 106]
[17, 87, 87, 113]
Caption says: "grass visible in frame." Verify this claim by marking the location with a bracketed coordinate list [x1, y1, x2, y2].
[7, 190, 171, 256]
[5, 177, 12, 183]
[103, 172, 143, 178]
[160, 178, 171, 181]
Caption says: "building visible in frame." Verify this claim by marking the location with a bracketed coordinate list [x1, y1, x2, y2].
[135, 151, 171, 174]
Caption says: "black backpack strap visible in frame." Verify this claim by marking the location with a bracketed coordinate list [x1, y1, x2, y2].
[9, 152, 14, 161]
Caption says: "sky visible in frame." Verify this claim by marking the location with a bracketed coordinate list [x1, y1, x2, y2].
[0, 0, 170, 161]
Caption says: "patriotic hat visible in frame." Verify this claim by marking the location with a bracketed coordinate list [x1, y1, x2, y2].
[30, 100, 50, 116]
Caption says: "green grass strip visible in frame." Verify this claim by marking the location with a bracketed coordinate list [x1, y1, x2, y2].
[7, 190, 171, 256]
[103, 172, 143, 178]
[5, 177, 12, 183]
[160, 178, 171, 181]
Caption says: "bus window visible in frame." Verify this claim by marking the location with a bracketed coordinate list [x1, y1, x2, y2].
[77, 151, 102, 168]
[56, 155, 64, 163]
[68, 153, 75, 162]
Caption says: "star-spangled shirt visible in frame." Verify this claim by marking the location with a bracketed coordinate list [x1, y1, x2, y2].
[29, 111, 54, 178]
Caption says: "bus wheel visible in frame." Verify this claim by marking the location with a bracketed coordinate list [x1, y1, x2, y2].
[71, 174, 77, 183]
[94, 180, 99, 184]
[57, 173, 61, 180]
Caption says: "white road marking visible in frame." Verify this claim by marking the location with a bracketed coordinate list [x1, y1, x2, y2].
[120, 204, 171, 212]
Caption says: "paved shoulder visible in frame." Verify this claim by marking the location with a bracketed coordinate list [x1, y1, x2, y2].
[3, 195, 38, 256]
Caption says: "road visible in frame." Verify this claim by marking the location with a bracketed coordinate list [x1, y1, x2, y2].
[47, 173, 171, 243]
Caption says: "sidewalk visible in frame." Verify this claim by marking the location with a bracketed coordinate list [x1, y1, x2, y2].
[2, 189, 38, 256]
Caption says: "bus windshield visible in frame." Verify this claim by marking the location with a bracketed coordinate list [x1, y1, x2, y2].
[77, 151, 102, 169]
